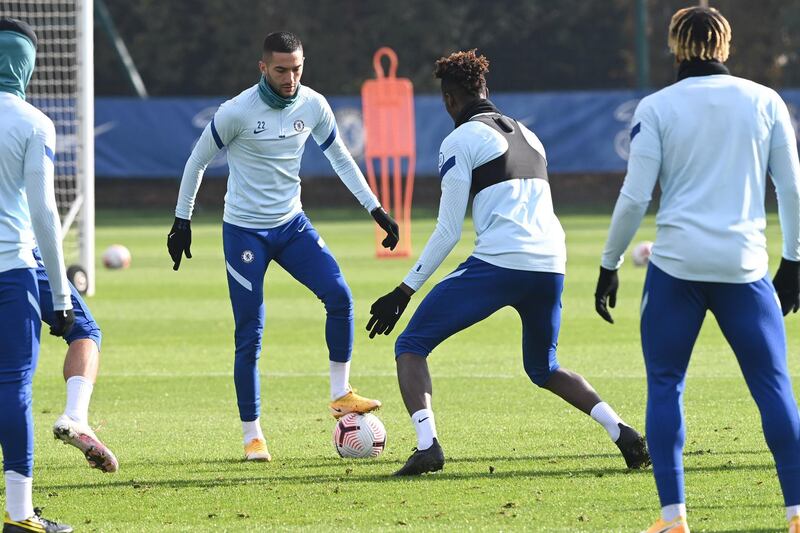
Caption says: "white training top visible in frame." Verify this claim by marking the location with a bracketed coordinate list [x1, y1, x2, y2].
[0, 92, 71, 309]
[602, 74, 800, 283]
[176, 84, 379, 229]
[403, 115, 566, 291]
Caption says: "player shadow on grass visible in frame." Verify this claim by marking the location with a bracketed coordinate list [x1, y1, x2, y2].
[38, 458, 774, 492]
[38, 456, 246, 472]
[40, 451, 628, 471]
[36, 444, 772, 483]
[256, 447, 771, 470]
[246, 451, 624, 470]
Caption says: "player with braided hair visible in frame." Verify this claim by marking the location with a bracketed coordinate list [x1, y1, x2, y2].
[368, 49, 650, 476]
[596, 6, 800, 532]
[668, 6, 731, 63]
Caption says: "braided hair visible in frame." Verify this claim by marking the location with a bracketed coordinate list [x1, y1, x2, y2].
[434, 49, 490, 97]
[668, 6, 731, 63]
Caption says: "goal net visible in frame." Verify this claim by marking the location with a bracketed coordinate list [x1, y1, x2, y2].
[0, 0, 95, 295]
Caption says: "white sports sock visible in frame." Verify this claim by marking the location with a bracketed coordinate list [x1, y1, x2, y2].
[590, 401, 624, 441]
[4, 470, 33, 521]
[662, 503, 687, 522]
[411, 408, 437, 450]
[329, 361, 351, 401]
[64, 375, 93, 425]
[787, 505, 800, 521]
[242, 419, 265, 444]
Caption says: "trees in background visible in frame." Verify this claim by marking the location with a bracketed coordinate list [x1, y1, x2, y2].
[95, 0, 800, 96]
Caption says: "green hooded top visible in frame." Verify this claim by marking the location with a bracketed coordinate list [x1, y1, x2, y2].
[0, 20, 37, 100]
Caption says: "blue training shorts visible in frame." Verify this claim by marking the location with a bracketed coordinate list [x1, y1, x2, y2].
[395, 256, 562, 386]
[33, 248, 102, 349]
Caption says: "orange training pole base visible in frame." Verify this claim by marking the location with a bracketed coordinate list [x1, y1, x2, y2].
[361, 47, 416, 258]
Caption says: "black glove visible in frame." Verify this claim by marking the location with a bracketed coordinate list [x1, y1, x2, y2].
[367, 286, 411, 338]
[371, 208, 399, 251]
[167, 217, 192, 271]
[594, 266, 619, 324]
[50, 309, 75, 337]
[773, 258, 800, 316]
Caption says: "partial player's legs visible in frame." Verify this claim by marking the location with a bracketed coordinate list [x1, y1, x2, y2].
[514, 272, 649, 469]
[222, 222, 272, 461]
[273, 213, 379, 417]
[36, 257, 117, 472]
[52, 340, 119, 474]
[394, 354, 444, 475]
[62, 338, 99, 383]
[0, 270, 38, 525]
[709, 277, 800, 526]
[395, 354, 433, 417]
[0, 268, 72, 531]
[59, 338, 100, 438]
[393, 257, 518, 475]
[641, 264, 707, 531]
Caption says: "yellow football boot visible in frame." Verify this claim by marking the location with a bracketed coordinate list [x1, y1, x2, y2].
[4, 510, 73, 532]
[243, 438, 271, 462]
[790, 515, 800, 533]
[642, 516, 689, 533]
[329, 388, 381, 419]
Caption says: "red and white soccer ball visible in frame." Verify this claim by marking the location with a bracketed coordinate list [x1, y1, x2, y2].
[631, 241, 653, 267]
[102, 244, 132, 270]
[333, 413, 386, 458]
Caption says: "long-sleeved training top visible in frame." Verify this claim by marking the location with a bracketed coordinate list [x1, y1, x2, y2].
[175, 84, 379, 229]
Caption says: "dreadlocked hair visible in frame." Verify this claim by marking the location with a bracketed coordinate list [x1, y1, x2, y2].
[434, 49, 489, 97]
[668, 6, 731, 62]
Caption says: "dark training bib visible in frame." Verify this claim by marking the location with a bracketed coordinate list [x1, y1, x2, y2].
[469, 114, 548, 196]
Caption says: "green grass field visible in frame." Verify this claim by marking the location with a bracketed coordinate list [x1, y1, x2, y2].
[25, 209, 799, 532]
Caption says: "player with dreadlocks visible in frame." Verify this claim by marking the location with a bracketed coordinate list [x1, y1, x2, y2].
[595, 7, 800, 532]
[367, 49, 650, 476]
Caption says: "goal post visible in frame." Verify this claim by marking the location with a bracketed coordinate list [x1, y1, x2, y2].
[77, 0, 94, 296]
[1, 0, 95, 295]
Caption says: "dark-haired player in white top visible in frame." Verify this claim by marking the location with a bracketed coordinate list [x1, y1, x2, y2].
[170, 31, 399, 462]
[368, 49, 649, 476]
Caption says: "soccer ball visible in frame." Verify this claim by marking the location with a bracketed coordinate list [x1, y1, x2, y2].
[102, 244, 132, 269]
[631, 241, 653, 267]
[66, 265, 88, 294]
[333, 413, 386, 458]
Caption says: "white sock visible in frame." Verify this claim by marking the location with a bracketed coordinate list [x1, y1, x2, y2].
[242, 419, 265, 444]
[411, 408, 437, 450]
[590, 401, 624, 441]
[662, 503, 687, 522]
[787, 505, 800, 521]
[329, 361, 351, 401]
[64, 375, 93, 425]
[4, 471, 33, 521]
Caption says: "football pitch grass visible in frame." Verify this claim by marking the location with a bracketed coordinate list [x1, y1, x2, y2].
[26, 209, 799, 532]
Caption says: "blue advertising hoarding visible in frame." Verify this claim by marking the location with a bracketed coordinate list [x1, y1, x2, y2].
[92, 90, 800, 178]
